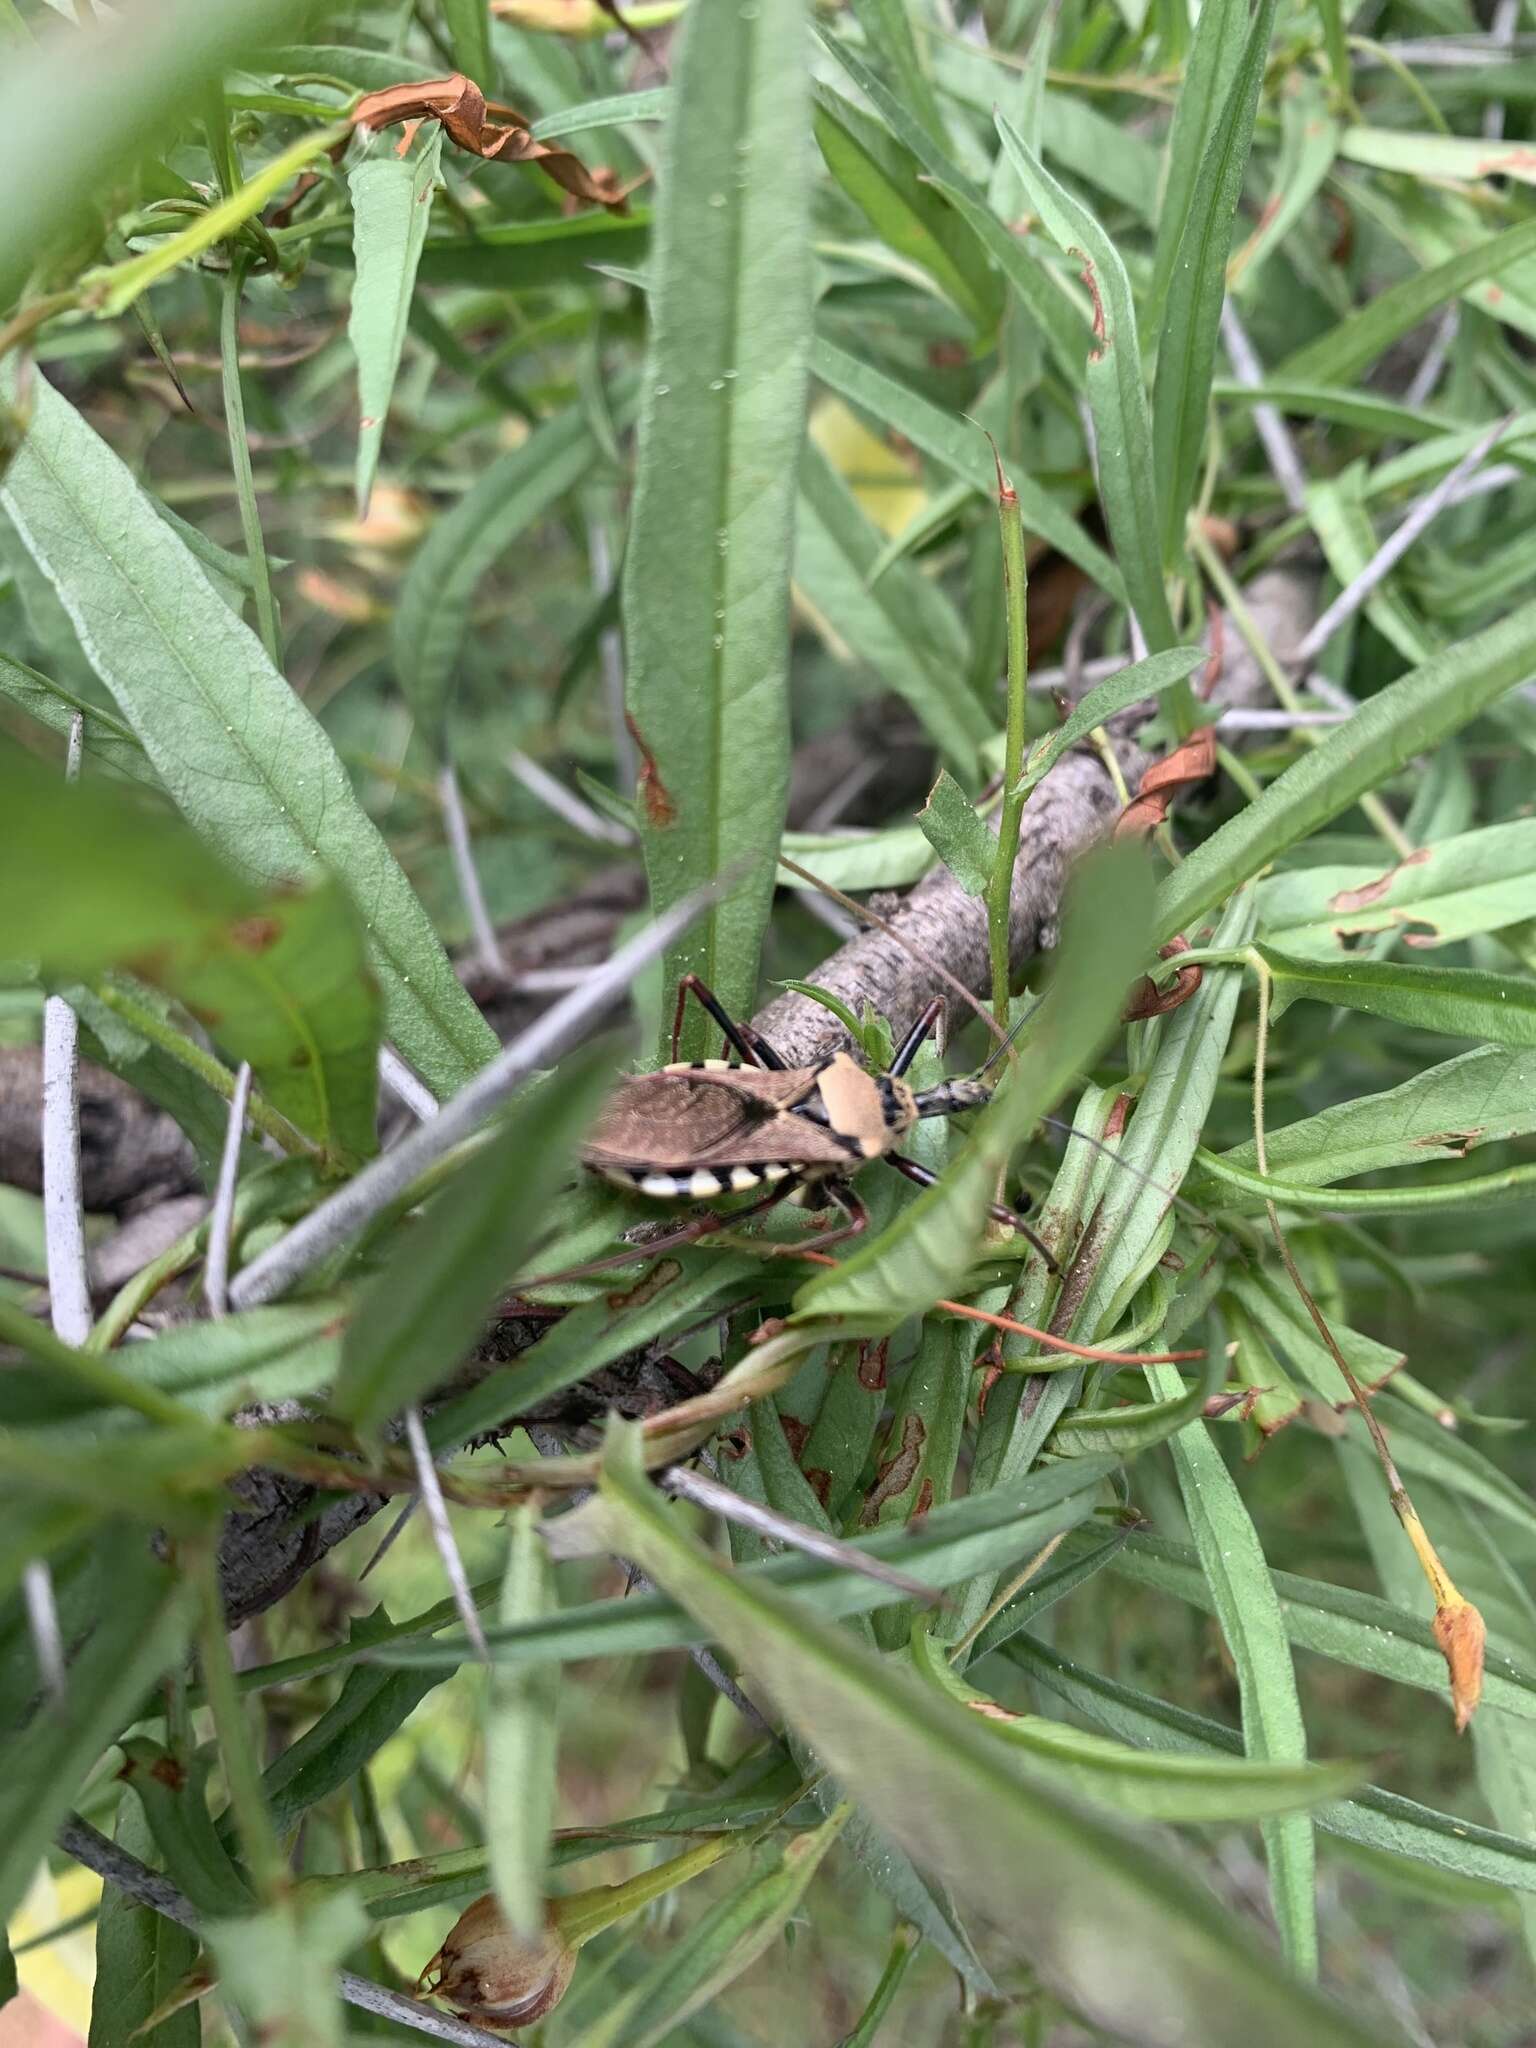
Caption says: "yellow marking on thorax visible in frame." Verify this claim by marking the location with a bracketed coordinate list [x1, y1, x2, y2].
[816, 1052, 891, 1158]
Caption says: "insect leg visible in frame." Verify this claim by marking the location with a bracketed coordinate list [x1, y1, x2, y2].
[517, 1176, 805, 1287]
[670, 974, 787, 1069]
[889, 998, 944, 1077]
[885, 1152, 1059, 1274]
[755, 1178, 868, 1259]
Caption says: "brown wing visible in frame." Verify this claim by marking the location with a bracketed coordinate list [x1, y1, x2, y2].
[583, 1066, 855, 1171]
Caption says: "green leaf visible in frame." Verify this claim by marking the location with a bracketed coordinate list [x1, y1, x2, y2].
[393, 397, 620, 753]
[1339, 125, 1536, 187]
[1008, 1633, 1536, 1897]
[1106, 1531, 1536, 1726]
[0, 650, 156, 787]
[204, 1891, 367, 2048]
[911, 1626, 1360, 1823]
[994, 116, 1177, 653]
[118, 1739, 254, 1916]
[0, 0, 308, 307]
[88, 1802, 200, 2048]
[1147, 0, 1246, 325]
[488, 1505, 561, 1939]
[778, 822, 934, 893]
[581, 1809, 847, 2048]
[1276, 215, 1536, 389]
[0, 1543, 197, 1927]
[331, 1060, 609, 1437]
[410, 211, 651, 291]
[1257, 821, 1536, 954]
[1015, 648, 1206, 799]
[795, 438, 988, 774]
[0, 368, 495, 1098]
[260, 1607, 446, 1835]
[347, 125, 442, 519]
[1229, 76, 1339, 295]
[531, 89, 671, 141]
[813, 85, 1000, 333]
[1306, 466, 1432, 666]
[1189, 1046, 1536, 1205]
[793, 843, 1154, 1336]
[1259, 944, 1536, 1047]
[915, 768, 993, 895]
[442, 0, 492, 87]
[2, 739, 380, 1161]
[595, 1426, 1385, 2048]
[366, 1458, 1113, 1669]
[1154, 601, 1536, 946]
[624, 0, 813, 1058]
[810, 336, 1124, 600]
[1151, 0, 1277, 566]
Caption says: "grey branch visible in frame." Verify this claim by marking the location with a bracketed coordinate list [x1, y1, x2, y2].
[56, 1815, 510, 2048]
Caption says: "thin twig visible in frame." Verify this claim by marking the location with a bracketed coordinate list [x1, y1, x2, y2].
[1293, 414, 1514, 668]
[1220, 300, 1308, 516]
[43, 714, 91, 1345]
[506, 747, 633, 846]
[55, 1815, 509, 2048]
[379, 1045, 440, 1122]
[359, 1493, 420, 1579]
[204, 1061, 252, 1317]
[405, 1406, 489, 1661]
[1484, 0, 1520, 138]
[1403, 308, 1459, 412]
[227, 887, 716, 1311]
[22, 1560, 67, 1706]
[661, 1465, 942, 1605]
[439, 761, 506, 983]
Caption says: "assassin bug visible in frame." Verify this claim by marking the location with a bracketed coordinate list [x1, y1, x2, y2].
[581, 976, 1056, 1268]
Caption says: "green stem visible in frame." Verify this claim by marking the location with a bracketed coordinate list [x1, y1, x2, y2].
[838, 1922, 920, 2048]
[985, 470, 1029, 1029]
[92, 978, 318, 1159]
[220, 265, 283, 669]
[194, 1544, 287, 1901]
[0, 1298, 200, 1429]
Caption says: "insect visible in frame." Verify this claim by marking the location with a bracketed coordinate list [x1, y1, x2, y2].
[581, 976, 1054, 1266]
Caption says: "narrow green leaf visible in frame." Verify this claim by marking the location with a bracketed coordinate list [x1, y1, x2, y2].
[811, 336, 1123, 599]
[0, 651, 155, 786]
[1107, 1531, 1536, 1725]
[530, 89, 671, 141]
[367, 1459, 1113, 1669]
[0, 370, 495, 1097]
[813, 86, 999, 332]
[994, 117, 1177, 652]
[1306, 466, 1432, 666]
[912, 1626, 1361, 1823]
[88, 1803, 200, 2048]
[916, 769, 992, 895]
[1015, 648, 1206, 799]
[1191, 1046, 1536, 1203]
[793, 844, 1154, 1335]
[625, 0, 813, 1057]
[1154, 601, 1536, 946]
[1148, 0, 1245, 324]
[261, 1608, 445, 1834]
[795, 439, 988, 774]
[488, 1506, 561, 1939]
[1260, 944, 1536, 1047]
[1229, 76, 1339, 295]
[393, 398, 620, 753]
[1151, 0, 1278, 565]
[0, 1545, 197, 1927]
[348, 125, 442, 519]
[119, 1740, 254, 1916]
[582, 1809, 847, 2048]
[441, 0, 492, 87]
[1257, 821, 1536, 954]
[331, 1061, 609, 1437]
[409, 211, 651, 291]
[597, 1427, 1388, 2048]
[1010, 1634, 1536, 1896]
[1277, 215, 1536, 389]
